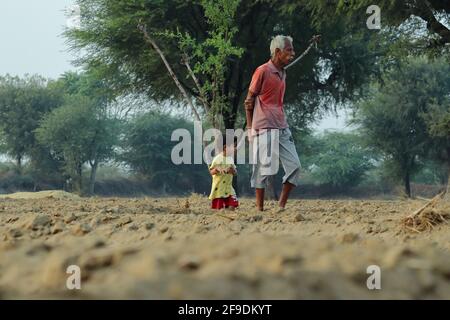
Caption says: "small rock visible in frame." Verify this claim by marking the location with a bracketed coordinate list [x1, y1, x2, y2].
[90, 238, 106, 248]
[159, 226, 169, 233]
[247, 215, 263, 223]
[29, 215, 52, 230]
[145, 222, 155, 230]
[116, 217, 132, 228]
[294, 213, 306, 222]
[72, 223, 92, 236]
[64, 214, 77, 224]
[51, 222, 65, 235]
[341, 233, 359, 243]
[6, 217, 19, 223]
[164, 234, 173, 241]
[90, 217, 101, 228]
[26, 243, 52, 255]
[178, 256, 201, 271]
[379, 227, 388, 233]
[107, 206, 120, 214]
[128, 223, 139, 231]
[80, 252, 114, 271]
[8, 228, 22, 238]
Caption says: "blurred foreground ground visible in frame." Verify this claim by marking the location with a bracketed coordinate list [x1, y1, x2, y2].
[0, 191, 449, 299]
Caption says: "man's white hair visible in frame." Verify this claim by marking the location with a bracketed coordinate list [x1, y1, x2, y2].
[270, 35, 293, 58]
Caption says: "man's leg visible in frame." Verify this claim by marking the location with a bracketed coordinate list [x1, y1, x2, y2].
[251, 131, 272, 211]
[279, 182, 295, 209]
[256, 188, 265, 211]
[278, 128, 301, 208]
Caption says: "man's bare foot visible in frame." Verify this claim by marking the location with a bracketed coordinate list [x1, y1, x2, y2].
[279, 182, 295, 208]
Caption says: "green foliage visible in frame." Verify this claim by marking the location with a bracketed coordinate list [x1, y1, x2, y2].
[298, 0, 450, 56]
[160, 0, 244, 126]
[413, 159, 448, 185]
[120, 111, 210, 193]
[307, 131, 373, 188]
[353, 57, 450, 196]
[426, 103, 450, 139]
[0, 75, 63, 169]
[65, 0, 385, 131]
[422, 84, 450, 195]
[36, 94, 118, 193]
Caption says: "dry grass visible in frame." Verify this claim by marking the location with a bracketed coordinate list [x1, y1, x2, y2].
[401, 191, 450, 233]
[401, 208, 449, 232]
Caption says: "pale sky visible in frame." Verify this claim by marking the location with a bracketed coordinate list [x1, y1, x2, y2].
[0, 0, 345, 131]
[0, 0, 76, 79]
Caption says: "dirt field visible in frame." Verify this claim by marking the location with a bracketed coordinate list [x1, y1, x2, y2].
[0, 191, 449, 299]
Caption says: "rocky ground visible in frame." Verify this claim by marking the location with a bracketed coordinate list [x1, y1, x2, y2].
[0, 191, 449, 299]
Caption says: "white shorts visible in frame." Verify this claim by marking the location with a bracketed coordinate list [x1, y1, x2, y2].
[250, 128, 301, 189]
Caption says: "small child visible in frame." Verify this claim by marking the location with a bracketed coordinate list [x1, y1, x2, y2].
[208, 141, 239, 210]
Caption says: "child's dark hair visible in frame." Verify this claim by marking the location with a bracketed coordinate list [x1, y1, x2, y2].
[223, 136, 238, 149]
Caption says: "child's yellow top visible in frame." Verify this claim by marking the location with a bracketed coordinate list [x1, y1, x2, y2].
[208, 153, 236, 200]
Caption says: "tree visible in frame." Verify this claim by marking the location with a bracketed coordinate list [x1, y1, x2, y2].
[308, 131, 373, 189]
[65, 0, 385, 131]
[298, 0, 450, 53]
[0, 75, 63, 173]
[36, 95, 118, 195]
[151, 0, 245, 129]
[423, 100, 450, 199]
[120, 111, 210, 194]
[353, 57, 449, 197]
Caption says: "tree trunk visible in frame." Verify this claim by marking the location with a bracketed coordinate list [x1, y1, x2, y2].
[444, 163, 450, 201]
[74, 163, 83, 195]
[404, 171, 411, 198]
[16, 155, 22, 174]
[88, 160, 98, 196]
[265, 176, 278, 200]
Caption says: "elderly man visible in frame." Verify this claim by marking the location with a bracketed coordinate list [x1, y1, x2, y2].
[244, 35, 301, 212]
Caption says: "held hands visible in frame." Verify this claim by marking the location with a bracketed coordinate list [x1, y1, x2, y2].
[210, 167, 236, 176]
[226, 167, 237, 175]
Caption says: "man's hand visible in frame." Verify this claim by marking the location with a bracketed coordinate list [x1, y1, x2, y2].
[246, 128, 255, 143]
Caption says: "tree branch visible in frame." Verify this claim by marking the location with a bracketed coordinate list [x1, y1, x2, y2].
[414, 1, 450, 46]
[137, 23, 202, 122]
[181, 53, 210, 113]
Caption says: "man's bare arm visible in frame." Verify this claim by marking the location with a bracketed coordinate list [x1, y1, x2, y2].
[244, 91, 256, 129]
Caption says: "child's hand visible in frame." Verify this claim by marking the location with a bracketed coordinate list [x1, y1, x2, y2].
[210, 168, 220, 175]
